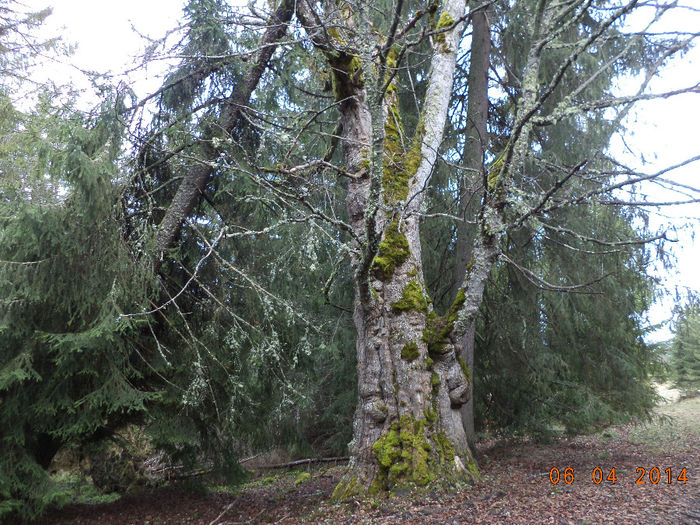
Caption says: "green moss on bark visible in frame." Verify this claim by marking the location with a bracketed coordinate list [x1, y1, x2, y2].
[435, 11, 455, 52]
[422, 288, 466, 355]
[434, 432, 456, 463]
[436, 11, 454, 31]
[386, 46, 399, 69]
[331, 476, 361, 501]
[383, 105, 410, 203]
[401, 342, 420, 362]
[372, 415, 436, 488]
[383, 82, 424, 204]
[371, 414, 475, 492]
[467, 459, 481, 480]
[457, 356, 470, 381]
[372, 219, 410, 280]
[392, 280, 429, 314]
[431, 372, 441, 394]
[331, 55, 362, 101]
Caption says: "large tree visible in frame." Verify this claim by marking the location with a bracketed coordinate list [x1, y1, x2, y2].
[137, 0, 699, 496]
[5, 1, 698, 514]
[291, 0, 497, 494]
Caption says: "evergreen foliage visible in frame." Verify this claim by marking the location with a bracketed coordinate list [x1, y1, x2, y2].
[126, 0, 358, 464]
[0, 0, 694, 516]
[420, 0, 665, 438]
[474, 212, 659, 438]
[0, 89, 157, 519]
[670, 299, 700, 396]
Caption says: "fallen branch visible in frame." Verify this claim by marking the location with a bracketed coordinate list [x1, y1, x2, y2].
[141, 455, 348, 481]
[255, 456, 349, 470]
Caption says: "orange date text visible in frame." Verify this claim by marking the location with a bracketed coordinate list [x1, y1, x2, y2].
[548, 467, 687, 485]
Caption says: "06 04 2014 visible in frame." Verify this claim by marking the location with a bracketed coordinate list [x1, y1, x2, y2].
[548, 466, 687, 485]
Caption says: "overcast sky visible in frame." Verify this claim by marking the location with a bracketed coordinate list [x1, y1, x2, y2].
[32, 0, 700, 342]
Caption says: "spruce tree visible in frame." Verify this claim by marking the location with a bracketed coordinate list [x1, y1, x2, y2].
[0, 88, 159, 519]
[671, 300, 700, 397]
[419, 0, 669, 439]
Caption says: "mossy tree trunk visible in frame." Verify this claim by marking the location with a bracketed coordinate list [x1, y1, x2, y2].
[299, 0, 487, 497]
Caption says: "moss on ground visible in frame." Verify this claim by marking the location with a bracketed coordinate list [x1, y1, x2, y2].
[294, 472, 311, 485]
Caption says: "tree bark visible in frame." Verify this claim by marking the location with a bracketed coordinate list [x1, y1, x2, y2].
[453, 1, 492, 456]
[308, 0, 484, 498]
[153, 0, 294, 272]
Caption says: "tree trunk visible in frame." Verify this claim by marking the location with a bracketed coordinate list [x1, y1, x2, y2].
[453, 1, 492, 455]
[315, 0, 490, 498]
[153, 0, 294, 271]
[29, 432, 62, 470]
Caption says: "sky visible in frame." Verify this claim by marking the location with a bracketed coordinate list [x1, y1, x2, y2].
[608, 3, 700, 340]
[30, 0, 700, 342]
[32, 0, 185, 103]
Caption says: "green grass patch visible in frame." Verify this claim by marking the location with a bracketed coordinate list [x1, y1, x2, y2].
[626, 397, 700, 452]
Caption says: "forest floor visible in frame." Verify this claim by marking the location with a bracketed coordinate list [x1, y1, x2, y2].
[37, 396, 700, 525]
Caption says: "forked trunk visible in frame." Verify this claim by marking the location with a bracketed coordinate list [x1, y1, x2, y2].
[335, 212, 479, 496]
[323, 0, 485, 497]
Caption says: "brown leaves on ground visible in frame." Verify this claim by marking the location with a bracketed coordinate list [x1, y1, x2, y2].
[37, 398, 700, 525]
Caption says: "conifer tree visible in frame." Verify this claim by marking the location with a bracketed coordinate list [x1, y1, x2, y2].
[671, 299, 700, 396]
[0, 87, 160, 518]
[3, 0, 699, 515]
[420, 0, 669, 439]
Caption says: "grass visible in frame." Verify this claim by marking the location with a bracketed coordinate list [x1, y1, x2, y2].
[627, 396, 700, 452]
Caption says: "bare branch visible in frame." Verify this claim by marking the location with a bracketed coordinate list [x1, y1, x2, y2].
[540, 222, 670, 247]
[514, 160, 588, 228]
[501, 253, 609, 294]
[542, 154, 700, 213]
